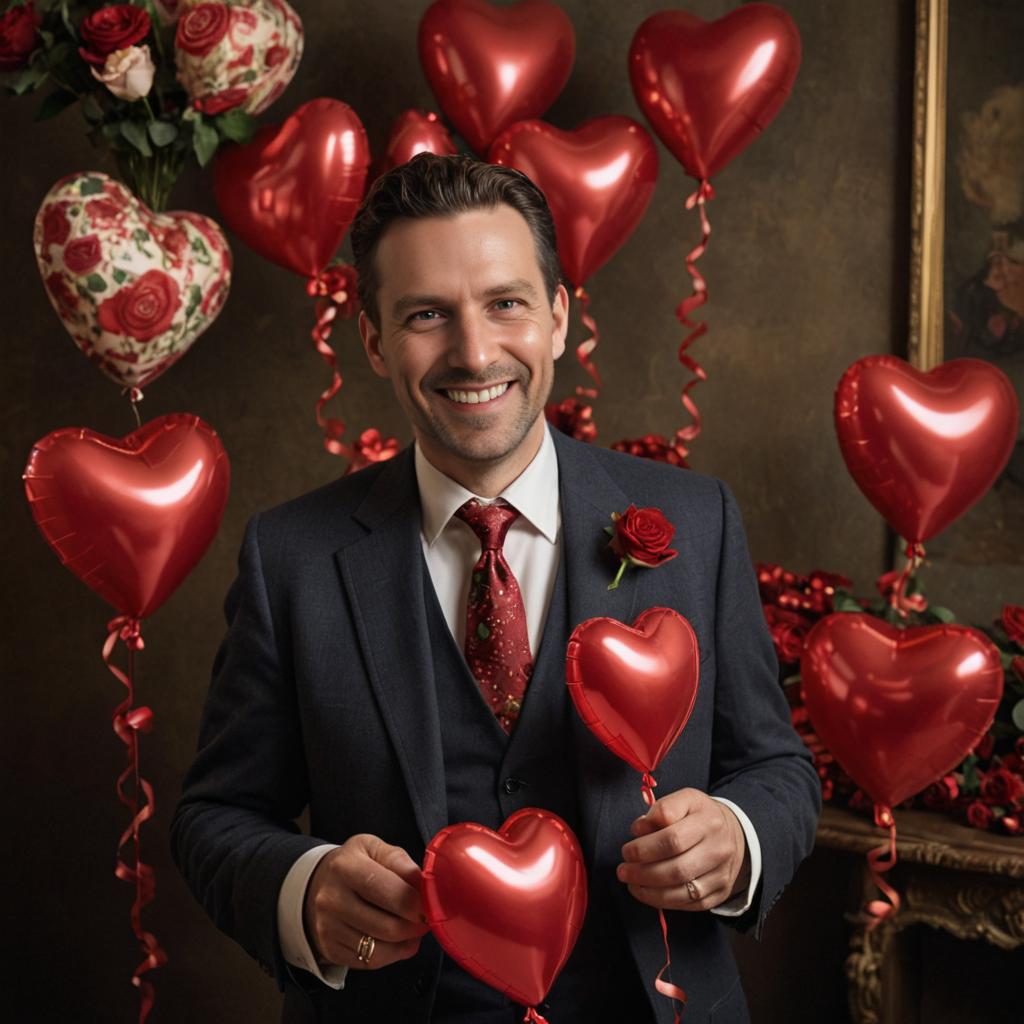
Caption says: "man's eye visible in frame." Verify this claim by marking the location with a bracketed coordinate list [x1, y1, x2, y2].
[494, 299, 520, 311]
[409, 310, 440, 322]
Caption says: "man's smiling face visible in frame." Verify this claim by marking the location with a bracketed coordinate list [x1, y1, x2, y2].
[359, 204, 568, 480]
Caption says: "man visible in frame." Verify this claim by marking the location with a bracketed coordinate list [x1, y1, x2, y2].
[171, 154, 820, 1023]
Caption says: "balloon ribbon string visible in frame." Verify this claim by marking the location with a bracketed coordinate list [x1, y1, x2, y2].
[889, 542, 927, 618]
[673, 180, 714, 460]
[103, 616, 167, 1023]
[864, 805, 900, 929]
[307, 273, 353, 460]
[523, 1008, 550, 1024]
[572, 285, 601, 400]
[654, 908, 687, 1023]
[638, 773, 686, 1021]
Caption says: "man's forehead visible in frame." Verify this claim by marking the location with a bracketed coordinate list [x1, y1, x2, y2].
[375, 206, 544, 302]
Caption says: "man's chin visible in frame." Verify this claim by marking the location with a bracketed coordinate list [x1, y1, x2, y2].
[420, 413, 542, 465]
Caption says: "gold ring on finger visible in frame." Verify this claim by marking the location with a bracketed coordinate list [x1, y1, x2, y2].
[356, 933, 376, 963]
[685, 879, 700, 903]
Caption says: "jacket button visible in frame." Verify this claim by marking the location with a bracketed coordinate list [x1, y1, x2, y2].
[503, 777, 524, 795]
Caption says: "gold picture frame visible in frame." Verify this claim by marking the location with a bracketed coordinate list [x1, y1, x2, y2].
[908, 0, 947, 372]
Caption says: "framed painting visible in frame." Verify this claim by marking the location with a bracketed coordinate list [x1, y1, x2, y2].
[908, 0, 1024, 589]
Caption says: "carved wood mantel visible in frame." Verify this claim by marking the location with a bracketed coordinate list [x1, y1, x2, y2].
[816, 805, 1024, 1024]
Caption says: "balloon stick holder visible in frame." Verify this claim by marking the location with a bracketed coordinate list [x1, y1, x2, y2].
[103, 616, 167, 1022]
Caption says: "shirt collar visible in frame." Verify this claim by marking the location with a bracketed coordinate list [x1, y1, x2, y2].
[414, 423, 559, 547]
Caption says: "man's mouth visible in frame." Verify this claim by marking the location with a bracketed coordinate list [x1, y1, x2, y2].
[435, 381, 514, 407]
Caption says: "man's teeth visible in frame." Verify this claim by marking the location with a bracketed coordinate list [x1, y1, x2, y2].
[444, 382, 511, 404]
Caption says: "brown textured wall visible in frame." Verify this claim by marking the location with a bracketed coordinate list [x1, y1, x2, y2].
[2, 1, 919, 1021]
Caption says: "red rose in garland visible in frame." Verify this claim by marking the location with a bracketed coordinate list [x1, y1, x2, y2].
[980, 767, 1024, 809]
[98, 269, 181, 343]
[605, 504, 678, 590]
[79, 3, 152, 65]
[0, 1, 41, 71]
[1002, 604, 1024, 646]
[967, 801, 994, 830]
[34, 172, 232, 389]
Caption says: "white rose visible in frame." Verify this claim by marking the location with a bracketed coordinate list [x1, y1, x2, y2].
[90, 45, 156, 102]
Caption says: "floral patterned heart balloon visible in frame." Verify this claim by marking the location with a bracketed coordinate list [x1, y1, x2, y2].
[175, 0, 303, 115]
[34, 172, 232, 389]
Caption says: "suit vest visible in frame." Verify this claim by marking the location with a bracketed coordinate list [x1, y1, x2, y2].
[420, 539, 654, 1023]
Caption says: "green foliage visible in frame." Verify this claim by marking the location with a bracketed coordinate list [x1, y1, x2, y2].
[215, 108, 257, 144]
[120, 119, 152, 157]
[192, 116, 219, 167]
[147, 120, 177, 148]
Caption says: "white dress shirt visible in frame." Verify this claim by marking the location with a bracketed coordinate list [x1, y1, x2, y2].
[277, 426, 762, 987]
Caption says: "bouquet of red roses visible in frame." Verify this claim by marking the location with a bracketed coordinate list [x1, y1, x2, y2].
[1, 0, 302, 209]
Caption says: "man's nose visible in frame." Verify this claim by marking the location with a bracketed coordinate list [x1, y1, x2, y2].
[448, 312, 501, 372]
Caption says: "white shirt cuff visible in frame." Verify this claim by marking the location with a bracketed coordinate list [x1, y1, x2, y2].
[708, 797, 761, 917]
[277, 843, 348, 989]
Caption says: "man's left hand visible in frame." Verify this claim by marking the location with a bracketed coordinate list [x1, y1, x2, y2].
[617, 788, 751, 912]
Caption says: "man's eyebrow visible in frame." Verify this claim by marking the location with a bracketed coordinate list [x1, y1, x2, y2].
[481, 279, 540, 301]
[390, 279, 541, 319]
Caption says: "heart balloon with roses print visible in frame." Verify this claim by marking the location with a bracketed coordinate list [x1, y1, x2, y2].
[34, 172, 232, 390]
[174, 0, 304, 115]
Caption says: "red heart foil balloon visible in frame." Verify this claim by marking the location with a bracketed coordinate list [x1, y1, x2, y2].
[377, 109, 457, 178]
[566, 607, 700, 774]
[23, 414, 230, 619]
[489, 116, 659, 286]
[629, 3, 801, 180]
[418, 0, 575, 155]
[801, 613, 1003, 809]
[422, 808, 587, 1008]
[834, 356, 1019, 543]
[213, 97, 369, 277]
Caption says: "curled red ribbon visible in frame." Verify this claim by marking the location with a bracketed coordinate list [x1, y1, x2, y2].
[636, 773, 687, 1021]
[672, 180, 714, 460]
[103, 615, 167, 1022]
[863, 804, 900, 929]
[888, 542, 928, 618]
[572, 285, 601, 401]
[523, 1007, 551, 1023]
[307, 279, 352, 460]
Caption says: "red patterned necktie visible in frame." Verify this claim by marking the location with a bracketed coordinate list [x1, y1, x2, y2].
[454, 498, 534, 733]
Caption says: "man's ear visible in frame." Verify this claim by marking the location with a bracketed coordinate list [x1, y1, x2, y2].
[551, 283, 569, 360]
[359, 310, 391, 379]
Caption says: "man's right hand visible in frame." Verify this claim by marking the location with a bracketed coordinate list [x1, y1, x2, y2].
[303, 834, 429, 971]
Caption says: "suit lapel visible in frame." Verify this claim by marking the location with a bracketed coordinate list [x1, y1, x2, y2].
[550, 427, 649, 867]
[334, 445, 447, 848]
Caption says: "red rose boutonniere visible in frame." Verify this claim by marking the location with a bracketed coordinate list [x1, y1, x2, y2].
[605, 504, 678, 590]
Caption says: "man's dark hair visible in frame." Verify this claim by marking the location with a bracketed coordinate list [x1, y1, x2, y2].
[350, 153, 562, 327]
